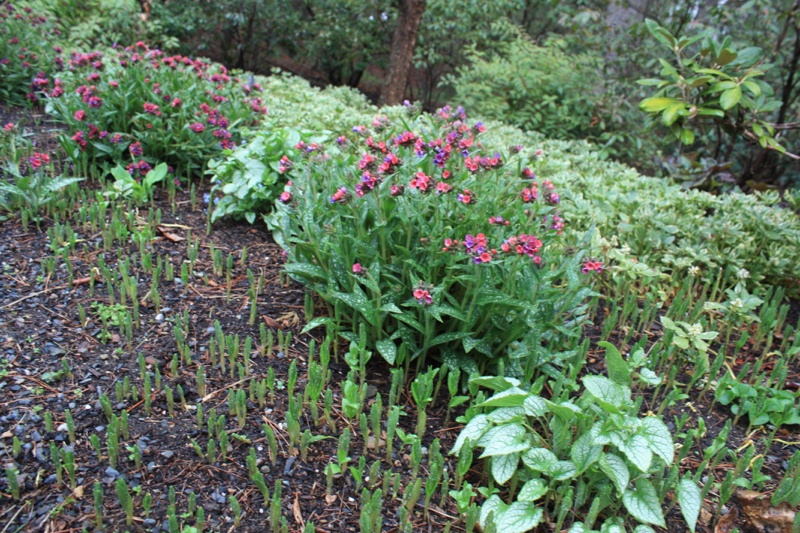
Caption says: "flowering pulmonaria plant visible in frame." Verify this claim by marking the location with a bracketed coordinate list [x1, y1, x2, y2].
[269, 110, 593, 373]
[40, 40, 266, 179]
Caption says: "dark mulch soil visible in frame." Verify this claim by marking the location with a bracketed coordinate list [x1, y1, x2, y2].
[1, 106, 799, 533]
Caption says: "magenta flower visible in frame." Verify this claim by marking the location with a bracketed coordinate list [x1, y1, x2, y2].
[73, 109, 86, 121]
[279, 191, 292, 204]
[352, 263, 364, 275]
[28, 152, 50, 169]
[129, 141, 143, 157]
[3, 123, 14, 132]
[582, 260, 604, 274]
[330, 187, 349, 204]
[143, 102, 161, 116]
[190, 122, 205, 133]
[413, 288, 433, 305]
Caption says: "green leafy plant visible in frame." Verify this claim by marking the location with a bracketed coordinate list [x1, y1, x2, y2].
[43, 40, 266, 178]
[105, 162, 168, 204]
[207, 127, 300, 223]
[452, 344, 700, 532]
[638, 19, 790, 187]
[0, 3, 62, 107]
[267, 110, 593, 372]
[0, 154, 83, 228]
[715, 372, 800, 429]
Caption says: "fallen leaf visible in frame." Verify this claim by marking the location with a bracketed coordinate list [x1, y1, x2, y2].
[292, 492, 303, 525]
[1, 431, 13, 439]
[715, 504, 738, 533]
[157, 226, 185, 242]
[324, 494, 337, 505]
[263, 316, 281, 329]
[737, 489, 796, 532]
[72, 485, 84, 498]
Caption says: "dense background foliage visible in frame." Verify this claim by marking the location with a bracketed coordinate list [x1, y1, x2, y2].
[142, 0, 800, 189]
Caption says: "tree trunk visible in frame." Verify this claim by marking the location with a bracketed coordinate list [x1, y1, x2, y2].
[137, 0, 152, 22]
[379, 0, 426, 106]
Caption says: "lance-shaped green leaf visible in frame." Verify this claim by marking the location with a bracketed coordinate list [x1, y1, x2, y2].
[677, 476, 701, 532]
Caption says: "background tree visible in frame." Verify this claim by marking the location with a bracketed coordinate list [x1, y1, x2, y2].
[380, 0, 426, 105]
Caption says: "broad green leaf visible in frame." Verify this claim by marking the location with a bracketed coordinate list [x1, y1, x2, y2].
[571, 432, 602, 474]
[696, 107, 725, 117]
[478, 424, 529, 458]
[488, 407, 526, 424]
[470, 376, 521, 392]
[545, 400, 582, 421]
[582, 375, 630, 412]
[622, 478, 666, 528]
[375, 339, 396, 365]
[480, 495, 507, 530]
[716, 48, 738, 66]
[522, 448, 558, 472]
[600, 453, 630, 495]
[523, 395, 547, 417]
[518, 478, 547, 502]
[720, 86, 742, 110]
[451, 414, 489, 455]
[477, 387, 530, 408]
[550, 461, 577, 481]
[598, 341, 630, 386]
[491, 451, 520, 485]
[640, 417, 674, 465]
[639, 97, 680, 113]
[677, 477, 701, 532]
[633, 526, 656, 533]
[638, 368, 663, 386]
[661, 102, 686, 126]
[622, 434, 653, 473]
[495, 502, 544, 533]
[742, 80, 761, 96]
[680, 128, 695, 145]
